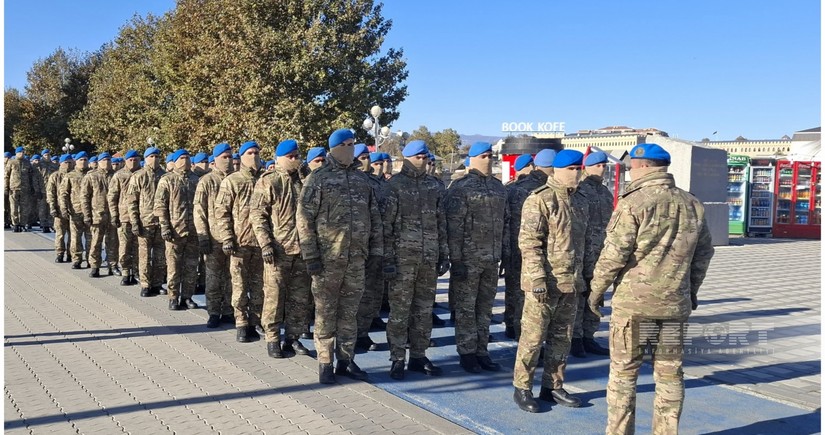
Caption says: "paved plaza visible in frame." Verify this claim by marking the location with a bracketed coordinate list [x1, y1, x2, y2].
[4, 231, 821, 434]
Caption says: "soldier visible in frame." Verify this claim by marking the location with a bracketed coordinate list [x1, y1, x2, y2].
[305, 147, 326, 171]
[155, 149, 201, 311]
[195, 143, 235, 328]
[81, 152, 117, 277]
[27, 154, 47, 230]
[192, 152, 210, 177]
[165, 154, 176, 172]
[264, 160, 276, 172]
[34, 152, 56, 232]
[4, 151, 11, 229]
[127, 147, 167, 297]
[587, 144, 714, 434]
[250, 139, 312, 358]
[355, 143, 395, 352]
[108, 150, 141, 285]
[570, 151, 613, 357]
[384, 141, 450, 380]
[232, 152, 241, 172]
[59, 151, 91, 268]
[215, 141, 264, 342]
[382, 153, 393, 179]
[297, 128, 383, 384]
[512, 150, 589, 413]
[47, 154, 74, 262]
[5, 146, 39, 232]
[446, 141, 510, 373]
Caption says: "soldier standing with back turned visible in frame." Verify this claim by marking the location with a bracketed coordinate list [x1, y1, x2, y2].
[108, 150, 141, 285]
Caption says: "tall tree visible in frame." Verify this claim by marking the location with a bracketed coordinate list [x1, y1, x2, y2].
[4, 89, 24, 152]
[432, 128, 460, 158]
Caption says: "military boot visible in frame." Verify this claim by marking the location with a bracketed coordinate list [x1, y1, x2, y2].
[182, 298, 199, 309]
[389, 360, 405, 380]
[111, 266, 121, 276]
[408, 357, 442, 376]
[355, 336, 378, 352]
[236, 326, 250, 342]
[335, 360, 369, 381]
[120, 276, 131, 286]
[128, 275, 139, 286]
[583, 338, 610, 356]
[168, 299, 181, 311]
[89, 268, 101, 278]
[282, 339, 310, 356]
[267, 341, 284, 359]
[71, 261, 82, 269]
[206, 315, 221, 328]
[540, 387, 581, 407]
[477, 355, 501, 372]
[55, 254, 64, 263]
[319, 363, 335, 384]
[140, 288, 151, 297]
[514, 388, 539, 413]
[569, 338, 587, 358]
[459, 354, 482, 373]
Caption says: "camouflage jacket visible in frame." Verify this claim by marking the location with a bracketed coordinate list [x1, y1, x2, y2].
[367, 171, 395, 259]
[250, 166, 303, 255]
[35, 162, 55, 192]
[445, 169, 510, 264]
[59, 168, 89, 218]
[194, 168, 230, 244]
[506, 170, 548, 257]
[127, 165, 166, 228]
[384, 160, 448, 265]
[154, 169, 200, 238]
[518, 176, 589, 293]
[47, 168, 69, 216]
[5, 157, 37, 193]
[107, 167, 136, 224]
[80, 167, 114, 225]
[193, 167, 210, 178]
[214, 165, 260, 248]
[578, 175, 614, 281]
[590, 171, 715, 320]
[296, 154, 383, 261]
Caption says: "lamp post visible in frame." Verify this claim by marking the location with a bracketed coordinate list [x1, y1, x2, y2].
[362, 105, 391, 151]
[61, 138, 75, 154]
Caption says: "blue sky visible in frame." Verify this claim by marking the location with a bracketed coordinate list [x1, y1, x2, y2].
[4, 1, 821, 141]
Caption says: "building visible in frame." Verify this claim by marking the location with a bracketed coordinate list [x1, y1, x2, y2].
[700, 136, 792, 158]
[558, 126, 668, 153]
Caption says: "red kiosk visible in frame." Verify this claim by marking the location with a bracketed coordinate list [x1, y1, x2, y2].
[772, 160, 821, 239]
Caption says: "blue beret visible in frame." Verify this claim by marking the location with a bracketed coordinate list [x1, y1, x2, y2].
[306, 147, 326, 162]
[89, 155, 99, 163]
[144, 147, 160, 158]
[98, 152, 111, 160]
[328, 129, 355, 148]
[232, 153, 240, 160]
[212, 143, 231, 158]
[552, 149, 584, 168]
[468, 141, 492, 157]
[51, 156, 58, 162]
[514, 154, 533, 171]
[31, 154, 41, 161]
[464, 157, 470, 167]
[208, 155, 215, 163]
[124, 150, 139, 159]
[165, 154, 174, 163]
[171, 149, 190, 162]
[192, 152, 208, 164]
[111, 157, 122, 164]
[381, 152, 391, 162]
[4, 152, 11, 158]
[74, 151, 88, 160]
[402, 140, 429, 157]
[15, 146, 24, 153]
[276, 139, 299, 157]
[428, 152, 435, 161]
[140, 161, 145, 167]
[265, 160, 275, 168]
[353, 143, 369, 157]
[533, 149, 557, 167]
[630, 143, 671, 164]
[59, 154, 73, 163]
[41, 149, 50, 155]
[369, 152, 383, 163]
[584, 151, 608, 166]
[239, 141, 259, 156]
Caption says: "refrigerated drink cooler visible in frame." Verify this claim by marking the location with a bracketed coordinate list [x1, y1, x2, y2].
[773, 160, 821, 239]
[746, 158, 776, 237]
[727, 155, 749, 235]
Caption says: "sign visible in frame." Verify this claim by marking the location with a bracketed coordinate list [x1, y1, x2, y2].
[501, 121, 566, 133]
[727, 155, 750, 164]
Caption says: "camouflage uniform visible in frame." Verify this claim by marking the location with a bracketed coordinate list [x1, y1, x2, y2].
[108, 167, 138, 277]
[385, 160, 448, 361]
[250, 166, 311, 343]
[445, 169, 510, 359]
[47, 167, 70, 258]
[127, 165, 167, 290]
[296, 154, 383, 364]
[5, 157, 38, 227]
[194, 167, 233, 319]
[59, 167, 91, 264]
[35, 160, 55, 229]
[589, 170, 714, 435]
[573, 175, 614, 341]
[513, 176, 589, 391]
[504, 170, 548, 337]
[154, 168, 200, 302]
[215, 165, 263, 328]
[81, 166, 117, 270]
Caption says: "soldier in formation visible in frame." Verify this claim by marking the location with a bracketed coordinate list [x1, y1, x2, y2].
[47, 153, 74, 262]
[5, 146, 39, 232]
[108, 150, 141, 285]
[81, 152, 117, 277]
[59, 151, 91, 268]
[128, 147, 167, 297]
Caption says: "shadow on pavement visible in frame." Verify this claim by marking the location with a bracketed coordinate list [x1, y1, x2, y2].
[4, 248, 54, 252]
[4, 323, 228, 347]
[700, 408, 821, 435]
[700, 297, 752, 305]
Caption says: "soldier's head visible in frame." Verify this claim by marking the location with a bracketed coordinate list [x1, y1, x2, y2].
[212, 143, 233, 173]
[165, 153, 176, 172]
[4, 152, 11, 163]
[629, 144, 670, 180]
[172, 149, 191, 172]
[584, 151, 608, 178]
[41, 149, 51, 160]
[89, 155, 99, 169]
[551, 150, 583, 188]
[14, 146, 24, 159]
[468, 142, 494, 176]
[208, 155, 216, 168]
[382, 153, 393, 176]
[354, 143, 371, 172]
[124, 150, 141, 171]
[144, 146, 161, 169]
[327, 129, 356, 164]
[275, 139, 301, 173]
[97, 152, 112, 171]
[30, 154, 41, 167]
[306, 147, 326, 171]
[402, 140, 429, 173]
[74, 151, 89, 171]
[232, 153, 241, 171]
[533, 149, 556, 177]
[369, 152, 384, 177]
[59, 153, 73, 170]
[192, 152, 209, 171]
[239, 141, 261, 170]
[513, 154, 534, 179]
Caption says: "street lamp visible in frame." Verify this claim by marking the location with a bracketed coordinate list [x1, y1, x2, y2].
[61, 138, 75, 154]
[362, 105, 392, 151]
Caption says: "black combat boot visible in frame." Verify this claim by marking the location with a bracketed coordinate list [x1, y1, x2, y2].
[206, 315, 221, 328]
[335, 360, 369, 381]
[247, 324, 261, 341]
[89, 268, 100, 278]
[583, 338, 610, 356]
[300, 330, 313, 340]
[477, 355, 501, 372]
[236, 326, 250, 343]
[459, 354, 482, 373]
[55, 254, 64, 263]
[540, 387, 581, 408]
[408, 357, 442, 376]
[120, 276, 131, 286]
[168, 299, 181, 311]
[71, 262, 82, 269]
[282, 339, 310, 356]
[140, 288, 151, 297]
[267, 341, 284, 358]
[514, 388, 539, 413]
[505, 324, 516, 339]
[569, 338, 587, 358]
[389, 360, 405, 380]
[182, 298, 199, 309]
[319, 363, 335, 384]
[355, 336, 377, 352]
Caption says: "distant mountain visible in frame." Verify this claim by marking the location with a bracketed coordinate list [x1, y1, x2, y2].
[459, 134, 503, 147]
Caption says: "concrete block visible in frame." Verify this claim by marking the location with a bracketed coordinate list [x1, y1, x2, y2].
[704, 202, 730, 246]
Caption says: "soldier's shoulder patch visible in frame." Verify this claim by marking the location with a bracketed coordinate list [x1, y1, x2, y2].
[530, 184, 550, 196]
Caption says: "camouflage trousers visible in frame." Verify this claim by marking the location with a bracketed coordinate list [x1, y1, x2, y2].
[89, 219, 117, 269]
[4, 193, 10, 226]
[607, 316, 686, 435]
[311, 256, 365, 365]
[230, 246, 264, 328]
[165, 232, 198, 300]
[137, 226, 166, 289]
[205, 242, 233, 317]
[8, 190, 31, 226]
[37, 196, 52, 229]
[118, 223, 137, 276]
[573, 290, 602, 340]
[355, 256, 384, 338]
[262, 252, 311, 343]
[513, 288, 577, 390]
[503, 255, 524, 333]
[387, 259, 437, 361]
[53, 216, 69, 257]
[68, 215, 91, 264]
[454, 263, 498, 357]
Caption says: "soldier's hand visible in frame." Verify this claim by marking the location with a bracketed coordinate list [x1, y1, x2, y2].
[532, 287, 547, 304]
[450, 261, 468, 280]
[132, 223, 142, 237]
[261, 245, 275, 265]
[306, 259, 323, 276]
[199, 239, 212, 255]
[587, 294, 603, 318]
[437, 258, 450, 276]
[383, 262, 397, 281]
[161, 229, 173, 242]
[222, 241, 236, 256]
[690, 293, 698, 311]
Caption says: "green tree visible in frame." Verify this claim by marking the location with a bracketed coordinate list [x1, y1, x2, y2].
[407, 125, 434, 145]
[431, 128, 460, 158]
[4, 89, 24, 152]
